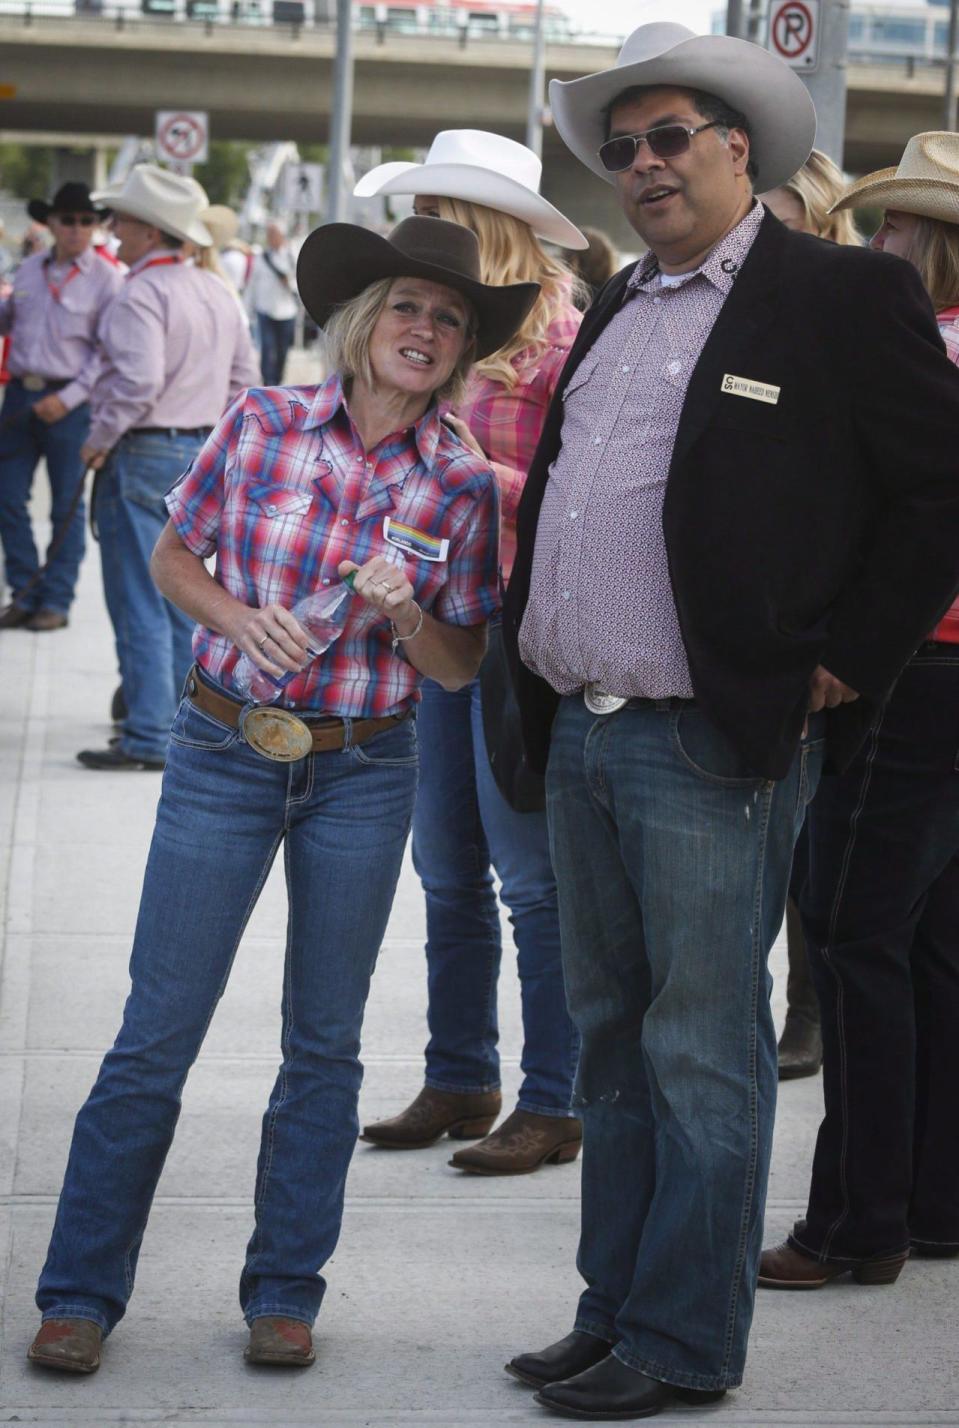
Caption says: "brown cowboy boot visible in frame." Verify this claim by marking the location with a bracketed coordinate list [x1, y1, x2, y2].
[244, 1316, 315, 1367]
[361, 1086, 501, 1149]
[27, 1317, 102, 1373]
[759, 1241, 908, 1289]
[449, 1108, 582, 1176]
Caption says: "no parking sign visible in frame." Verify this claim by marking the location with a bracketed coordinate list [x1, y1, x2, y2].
[768, 0, 821, 71]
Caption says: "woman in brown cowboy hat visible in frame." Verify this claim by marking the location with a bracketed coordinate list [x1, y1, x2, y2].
[761, 132, 959, 1289]
[28, 217, 537, 1375]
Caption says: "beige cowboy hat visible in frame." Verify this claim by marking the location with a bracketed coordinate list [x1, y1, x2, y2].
[830, 132, 959, 225]
[353, 130, 588, 250]
[549, 21, 816, 193]
[91, 164, 213, 247]
[201, 204, 240, 248]
[297, 216, 539, 359]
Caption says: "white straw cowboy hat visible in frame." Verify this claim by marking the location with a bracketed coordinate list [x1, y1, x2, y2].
[201, 204, 240, 248]
[830, 133, 959, 225]
[353, 129, 588, 250]
[91, 164, 213, 247]
[549, 21, 816, 193]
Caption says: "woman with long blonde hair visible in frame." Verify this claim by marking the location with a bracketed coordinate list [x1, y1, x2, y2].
[758, 150, 862, 1083]
[355, 131, 589, 1175]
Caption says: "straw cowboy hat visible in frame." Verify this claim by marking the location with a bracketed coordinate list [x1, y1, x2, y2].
[353, 130, 588, 250]
[201, 204, 240, 248]
[830, 133, 959, 225]
[297, 216, 539, 359]
[549, 21, 816, 193]
[91, 164, 213, 246]
[27, 181, 105, 224]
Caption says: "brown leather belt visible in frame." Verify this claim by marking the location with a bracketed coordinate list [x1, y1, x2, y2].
[185, 668, 411, 754]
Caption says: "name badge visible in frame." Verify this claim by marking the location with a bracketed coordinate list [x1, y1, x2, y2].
[721, 373, 781, 406]
[383, 516, 449, 562]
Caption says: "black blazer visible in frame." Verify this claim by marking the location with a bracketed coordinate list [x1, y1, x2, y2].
[503, 209, 959, 780]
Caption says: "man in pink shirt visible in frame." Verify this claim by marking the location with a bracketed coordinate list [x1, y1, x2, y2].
[77, 165, 260, 771]
[0, 183, 123, 631]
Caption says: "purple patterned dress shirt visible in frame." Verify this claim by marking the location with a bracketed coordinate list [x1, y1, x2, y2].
[0, 248, 123, 412]
[520, 203, 764, 699]
[88, 250, 261, 452]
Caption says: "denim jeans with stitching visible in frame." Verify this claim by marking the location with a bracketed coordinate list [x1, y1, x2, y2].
[95, 430, 200, 761]
[546, 696, 822, 1390]
[36, 688, 418, 1333]
[0, 380, 88, 613]
[412, 675, 578, 1115]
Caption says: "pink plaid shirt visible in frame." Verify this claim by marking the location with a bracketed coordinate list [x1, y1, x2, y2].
[453, 300, 581, 581]
[165, 377, 500, 716]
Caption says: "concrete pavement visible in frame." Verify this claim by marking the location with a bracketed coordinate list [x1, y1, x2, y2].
[1, 470, 958, 1426]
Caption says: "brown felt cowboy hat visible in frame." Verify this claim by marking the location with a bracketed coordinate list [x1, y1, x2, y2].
[296, 216, 540, 359]
[27, 181, 105, 225]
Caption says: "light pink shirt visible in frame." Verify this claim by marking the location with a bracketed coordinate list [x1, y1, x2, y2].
[89, 250, 261, 452]
[0, 247, 123, 412]
[520, 204, 764, 700]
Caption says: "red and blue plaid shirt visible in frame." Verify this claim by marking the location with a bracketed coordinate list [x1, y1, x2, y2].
[165, 377, 500, 715]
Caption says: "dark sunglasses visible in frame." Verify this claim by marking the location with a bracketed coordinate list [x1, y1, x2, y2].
[55, 214, 97, 227]
[598, 121, 721, 174]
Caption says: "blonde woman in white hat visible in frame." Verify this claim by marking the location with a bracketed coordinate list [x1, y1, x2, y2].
[761, 131, 959, 1292]
[356, 131, 588, 1175]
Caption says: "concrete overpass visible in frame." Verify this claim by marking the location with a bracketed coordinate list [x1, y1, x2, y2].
[0, 14, 949, 241]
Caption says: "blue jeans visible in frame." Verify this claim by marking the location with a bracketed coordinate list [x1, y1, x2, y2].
[546, 696, 823, 1390]
[411, 677, 577, 1115]
[36, 691, 418, 1333]
[0, 379, 89, 613]
[95, 431, 201, 761]
[257, 314, 295, 387]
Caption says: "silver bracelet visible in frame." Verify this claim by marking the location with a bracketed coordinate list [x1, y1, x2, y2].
[391, 600, 424, 653]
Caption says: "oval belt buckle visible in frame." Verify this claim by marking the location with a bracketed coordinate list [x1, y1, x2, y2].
[583, 682, 629, 716]
[22, 374, 46, 392]
[239, 704, 314, 762]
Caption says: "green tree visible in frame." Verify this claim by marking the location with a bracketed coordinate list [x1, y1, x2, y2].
[193, 142, 253, 206]
[0, 145, 55, 200]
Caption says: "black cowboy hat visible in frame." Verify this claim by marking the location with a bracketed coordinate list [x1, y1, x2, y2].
[296, 216, 539, 360]
[27, 181, 105, 225]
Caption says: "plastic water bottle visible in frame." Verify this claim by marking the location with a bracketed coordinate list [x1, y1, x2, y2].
[233, 572, 356, 704]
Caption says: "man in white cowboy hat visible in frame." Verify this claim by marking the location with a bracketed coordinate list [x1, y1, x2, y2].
[502, 21, 959, 1420]
[0, 182, 123, 632]
[77, 164, 260, 772]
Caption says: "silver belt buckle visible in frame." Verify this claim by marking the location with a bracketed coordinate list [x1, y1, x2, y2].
[583, 682, 629, 716]
[21, 374, 46, 392]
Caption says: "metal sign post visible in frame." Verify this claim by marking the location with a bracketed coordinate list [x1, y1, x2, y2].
[767, 0, 849, 168]
[327, 0, 354, 223]
[526, 0, 547, 159]
[944, 0, 959, 130]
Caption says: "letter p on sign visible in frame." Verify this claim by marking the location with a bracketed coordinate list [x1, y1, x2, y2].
[768, 0, 820, 70]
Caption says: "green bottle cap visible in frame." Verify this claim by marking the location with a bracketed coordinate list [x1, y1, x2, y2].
[343, 571, 357, 592]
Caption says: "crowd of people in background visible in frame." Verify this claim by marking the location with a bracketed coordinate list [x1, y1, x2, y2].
[2, 17, 958, 1423]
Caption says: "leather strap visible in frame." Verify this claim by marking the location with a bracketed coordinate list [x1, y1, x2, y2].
[185, 668, 411, 753]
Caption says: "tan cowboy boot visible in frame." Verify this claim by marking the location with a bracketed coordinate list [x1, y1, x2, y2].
[28, 1317, 102, 1373]
[244, 1316, 315, 1366]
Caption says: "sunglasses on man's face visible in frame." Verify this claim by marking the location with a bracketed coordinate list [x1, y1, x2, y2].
[55, 214, 97, 227]
[598, 121, 721, 174]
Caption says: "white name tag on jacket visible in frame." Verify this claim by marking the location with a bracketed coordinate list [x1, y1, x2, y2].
[721, 373, 781, 405]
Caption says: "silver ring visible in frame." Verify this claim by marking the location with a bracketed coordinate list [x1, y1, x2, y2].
[257, 634, 270, 649]
[377, 579, 393, 591]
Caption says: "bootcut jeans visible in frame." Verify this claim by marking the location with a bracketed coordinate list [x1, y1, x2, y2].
[546, 696, 823, 1391]
[95, 430, 201, 761]
[0, 379, 88, 614]
[37, 686, 418, 1333]
[793, 643, 959, 1263]
[411, 674, 579, 1115]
